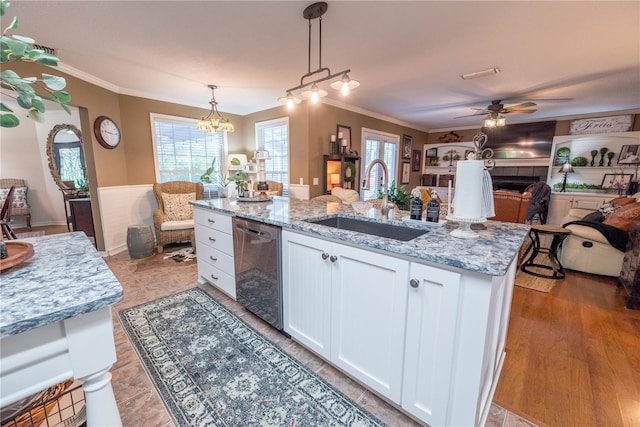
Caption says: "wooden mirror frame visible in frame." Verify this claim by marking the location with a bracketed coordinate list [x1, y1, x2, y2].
[46, 123, 87, 191]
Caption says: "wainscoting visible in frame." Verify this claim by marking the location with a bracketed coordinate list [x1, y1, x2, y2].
[97, 184, 156, 256]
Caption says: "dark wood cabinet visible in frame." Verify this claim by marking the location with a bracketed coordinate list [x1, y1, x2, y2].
[323, 154, 360, 194]
[69, 198, 96, 243]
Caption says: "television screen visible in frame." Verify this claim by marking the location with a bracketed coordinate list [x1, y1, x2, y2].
[481, 121, 556, 159]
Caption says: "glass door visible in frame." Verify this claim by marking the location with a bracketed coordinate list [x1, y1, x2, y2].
[360, 129, 399, 200]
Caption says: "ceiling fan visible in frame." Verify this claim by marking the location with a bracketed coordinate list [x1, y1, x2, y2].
[454, 100, 538, 119]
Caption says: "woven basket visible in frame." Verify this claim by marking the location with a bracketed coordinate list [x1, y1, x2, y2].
[1, 379, 74, 427]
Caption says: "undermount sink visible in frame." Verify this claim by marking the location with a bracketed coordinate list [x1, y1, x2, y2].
[305, 216, 429, 241]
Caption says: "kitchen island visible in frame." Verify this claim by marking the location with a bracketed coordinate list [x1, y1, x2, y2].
[191, 197, 528, 427]
[0, 232, 123, 426]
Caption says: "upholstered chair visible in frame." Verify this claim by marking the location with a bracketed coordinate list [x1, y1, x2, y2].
[152, 181, 203, 253]
[489, 190, 532, 224]
[0, 178, 31, 230]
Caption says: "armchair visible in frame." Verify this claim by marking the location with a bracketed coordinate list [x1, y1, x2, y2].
[252, 180, 283, 196]
[489, 190, 532, 224]
[0, 178, 31, 230]
[152, 181, 203, 253]
[559, 206, 629, 277]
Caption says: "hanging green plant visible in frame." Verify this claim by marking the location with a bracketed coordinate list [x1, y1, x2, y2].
[570, 156, 589, 167]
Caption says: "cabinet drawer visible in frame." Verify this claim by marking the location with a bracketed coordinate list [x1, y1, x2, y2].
[194, 208, 232, 233]
[196, 227, 234, 255]
[198, 262, 236, 299]
[198, 244, 235, 277]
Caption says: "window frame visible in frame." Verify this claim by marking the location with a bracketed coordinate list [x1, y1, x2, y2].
[255, 117, 290, 196]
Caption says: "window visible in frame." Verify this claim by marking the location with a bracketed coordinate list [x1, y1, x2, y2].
[255, 117, 289, 195]
[360, 128, 399, 200]
[151, 114, 226, 195]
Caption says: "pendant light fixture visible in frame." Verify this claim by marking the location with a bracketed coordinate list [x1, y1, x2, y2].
[278, 2, 360, 109]
[197, 85, 234, 133]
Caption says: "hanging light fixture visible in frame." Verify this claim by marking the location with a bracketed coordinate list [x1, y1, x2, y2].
[278, 2, 360, 108]
[483, 113, 506, 128]
[197, 85, 234, 133]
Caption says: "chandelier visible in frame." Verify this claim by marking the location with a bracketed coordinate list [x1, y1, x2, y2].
[197, 85, 234, 133]
[278, 2, 360, 110]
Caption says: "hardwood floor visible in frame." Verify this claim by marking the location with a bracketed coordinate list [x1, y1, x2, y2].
[495, 269, 640, 427]
[20, 226, 640, 426]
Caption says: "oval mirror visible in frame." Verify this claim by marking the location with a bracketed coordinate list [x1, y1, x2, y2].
[46, 124, 88, 193]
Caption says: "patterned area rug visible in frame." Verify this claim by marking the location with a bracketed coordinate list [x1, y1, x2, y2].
[15, 230, 45, 239]
[118, 288, 386, 427]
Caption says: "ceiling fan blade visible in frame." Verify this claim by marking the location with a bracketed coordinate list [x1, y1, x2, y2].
[454, 112, 487, 119]
[505, 109, 537, 114]
[504, 102, 537, 110]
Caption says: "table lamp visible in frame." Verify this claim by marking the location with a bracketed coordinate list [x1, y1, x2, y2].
[558, 162, 575, 192]
[330, 173, 341, 188]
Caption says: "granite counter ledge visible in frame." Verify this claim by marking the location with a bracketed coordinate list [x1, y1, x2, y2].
[0, 232, 124, 338]
[191, 197, 529, 276]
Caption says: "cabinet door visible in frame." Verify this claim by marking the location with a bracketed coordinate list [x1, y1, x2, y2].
[402, 262, 461, 426]
[572, 196, 605, 210]
[330, 242, 409, 404]
[281, 231, 332, 359]
[547, 194, 574, 225]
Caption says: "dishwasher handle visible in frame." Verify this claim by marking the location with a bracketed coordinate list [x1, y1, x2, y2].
[234, 223, 275, 241]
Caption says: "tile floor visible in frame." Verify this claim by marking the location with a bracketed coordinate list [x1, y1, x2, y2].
[105, 246, 537, 427]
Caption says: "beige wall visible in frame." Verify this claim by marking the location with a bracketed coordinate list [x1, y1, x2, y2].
[5, 62, 639, 246]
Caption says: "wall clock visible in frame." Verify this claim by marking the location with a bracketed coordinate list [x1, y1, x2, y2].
[94, 116, 121, 149]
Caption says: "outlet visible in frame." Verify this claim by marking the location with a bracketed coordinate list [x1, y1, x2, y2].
[313, 177, 319, 185]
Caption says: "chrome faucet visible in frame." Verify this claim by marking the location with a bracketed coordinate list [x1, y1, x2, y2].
[362, 159, 394, 219]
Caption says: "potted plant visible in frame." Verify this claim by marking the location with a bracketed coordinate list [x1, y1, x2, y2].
[1, 0, 72, 127]
[378, 180, 409, 211]
[599, 147, 608, 166]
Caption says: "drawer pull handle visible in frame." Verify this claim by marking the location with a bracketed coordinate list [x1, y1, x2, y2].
[207, 218, 215, 223]
[209, 237, 216, 242]
[410, 279, 419, 288]
[210, 256, 217, 261]
[210, 274, 219, 280]
[321, 252, 330, 260]
[330, 255, 338, 263]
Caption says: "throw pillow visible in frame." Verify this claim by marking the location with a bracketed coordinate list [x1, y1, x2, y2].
[162, 192, 195, 221]
[0, 187, 29, 209]
[331, 187, 360, 204]
[610, 196, 636, 207]
[603, 202, 640, 231]
[597, 202, 621, 218]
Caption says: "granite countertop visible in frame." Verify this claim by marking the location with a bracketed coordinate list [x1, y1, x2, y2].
[0, 232, 124, 338]
[191, 197, 529, 277]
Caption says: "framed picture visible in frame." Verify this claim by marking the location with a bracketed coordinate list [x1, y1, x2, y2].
[411, 149, 421, 171]
[618, 145, 640, 164]
[601, 173, 633, 191]
[402, 134, 413, 159]
[401, 162, 411, 184]
[425, 147, 438, 166]
[336, 124, 352, 151]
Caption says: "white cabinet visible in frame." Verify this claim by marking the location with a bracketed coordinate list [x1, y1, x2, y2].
[282, 230, 409, 403]
[193, 207, 236, 298]
[547, 193, 609, 225]
[402, 263, 461, 426]
[282, 229, 517, 427]
[281, 231, 332, 358]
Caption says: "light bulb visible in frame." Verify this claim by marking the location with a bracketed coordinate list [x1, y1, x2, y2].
[287, 98, 294, 110]
[341, 81, 350, 96]
[311, 88, 319, 104]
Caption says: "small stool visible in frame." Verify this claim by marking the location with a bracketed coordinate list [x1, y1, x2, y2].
[520, 224, 571, 279]
[127, 224, 155, 259]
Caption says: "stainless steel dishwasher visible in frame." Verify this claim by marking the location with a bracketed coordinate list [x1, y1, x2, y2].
[232, 217, 283, 330]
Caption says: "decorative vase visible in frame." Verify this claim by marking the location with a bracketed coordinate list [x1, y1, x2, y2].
[607, 152, 615, 166]
[590, 153, 597, 166]
[599, 154, 605, 166]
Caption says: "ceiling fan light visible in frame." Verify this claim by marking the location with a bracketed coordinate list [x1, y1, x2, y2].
[496, 116, 506, 127]
[483, 117, 497, 128]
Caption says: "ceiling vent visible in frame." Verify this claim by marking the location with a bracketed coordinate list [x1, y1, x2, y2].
[33, 44, 56, 55]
